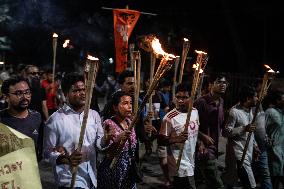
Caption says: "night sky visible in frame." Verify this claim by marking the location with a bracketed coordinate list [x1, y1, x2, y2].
[1, 0, 283, 77]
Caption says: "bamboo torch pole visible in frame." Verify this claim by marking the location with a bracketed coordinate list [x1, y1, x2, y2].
[178, 38, 190, 85]
[52, 33, 58, 85]
[195, 56, 209, 99]
[131, 44, 138, 113]
[172, 56, 180, 100]
[148, 52, 156, 137]
[70, 55, 99, 189]
[133, 50, 141, 116]
[176, 51, 207, 172]
[239, 65, 277, 168]
[129, 43, 135, 71]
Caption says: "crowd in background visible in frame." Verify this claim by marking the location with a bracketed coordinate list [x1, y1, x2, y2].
[0, 63, 283, 189]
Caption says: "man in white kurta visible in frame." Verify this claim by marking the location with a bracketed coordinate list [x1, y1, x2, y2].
[223, 85, 258, 189]
[43, 72, 106, 189]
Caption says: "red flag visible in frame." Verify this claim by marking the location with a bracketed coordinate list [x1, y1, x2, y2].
[113, 9, 140, 73]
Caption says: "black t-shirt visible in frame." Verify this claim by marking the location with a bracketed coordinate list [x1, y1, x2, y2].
[0, 109, 42, 148]
[29, 85, 46, 115]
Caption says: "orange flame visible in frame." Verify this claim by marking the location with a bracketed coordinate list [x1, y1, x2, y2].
[87, 55, 99, 61]
[151, 37, 175, 60]
[192, 63, 199, 70]
[63, 39, 70, 48]
[195, 50, 207, 55]
[53, 33, 58, 38]
[264, 64, 275, 73]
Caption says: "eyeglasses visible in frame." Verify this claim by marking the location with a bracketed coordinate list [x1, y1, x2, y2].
[214, 80, 229, 86]
[71, 88, 85, 93]
[176, 96, 189, 100]
[27, 72, 39, 76]
[9, 89, 31, 98]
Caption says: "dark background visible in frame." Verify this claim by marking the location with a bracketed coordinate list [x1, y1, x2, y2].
[0, 0, 283, 77]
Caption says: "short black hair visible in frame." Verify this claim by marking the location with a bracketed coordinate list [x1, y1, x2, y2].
[176, 83, 190, 94]
[61, 72, 85, 94]
[24, 64, 38, 72]
[1, 75, 30, 95]
[111, 91, 130, 107]
[267, 89, 284, 106]
[45, 68, 53, 74]
[239, 84, 257, 103]
[117, 70, 134, 85]
[209, 73, 227, 84]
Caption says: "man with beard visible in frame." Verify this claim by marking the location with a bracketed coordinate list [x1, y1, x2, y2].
[193, 74, 228, 188]
[24, 65, 49, 121]
[223, 85, 258, 189]
[0, 75, 42, 160]
[24, 65, 49, 161]
[43, 72, 106, 189]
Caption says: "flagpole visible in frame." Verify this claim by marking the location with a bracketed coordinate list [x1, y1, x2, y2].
[101, 7, 158, 16]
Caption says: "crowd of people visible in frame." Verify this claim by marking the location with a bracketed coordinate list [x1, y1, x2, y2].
[0, 64, 283, 189]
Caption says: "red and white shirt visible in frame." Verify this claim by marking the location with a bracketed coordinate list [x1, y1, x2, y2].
[159, 108, 199, 177]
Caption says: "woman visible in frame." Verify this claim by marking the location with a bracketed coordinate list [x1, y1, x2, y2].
[98, 91, 138, 189]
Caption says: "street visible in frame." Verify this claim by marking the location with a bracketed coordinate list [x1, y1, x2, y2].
[39, 137, 227, 189]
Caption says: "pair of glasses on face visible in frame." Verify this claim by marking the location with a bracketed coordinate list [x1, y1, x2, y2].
[175, 96, 190, 100]
[28, 72, 39, 76]
[214, 80, 229, 86]
[71, 88, 85, 93]
[9, 89, 31, 98]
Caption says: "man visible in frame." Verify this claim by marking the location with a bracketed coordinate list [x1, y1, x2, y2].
[141, 77, 170, 184]
[101, 70, 134, 121]
[41, 69, 59, 115]
[265, 90, 284, 189]
[251, 82, 272, 189]
[158, 83, 200, 189]
[0, 75, 42, 160]
[25, 65, 49, 121]
[193, 74, 228, 188]
[43, 72, 106, 189]
[95, 73, 119, 101]
[223, 85, 258, 189]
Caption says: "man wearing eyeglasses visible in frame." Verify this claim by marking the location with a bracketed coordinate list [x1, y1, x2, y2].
[25, 65, 49, 121]
[0, 75, 42, 160]
[193, 74, 229, 189]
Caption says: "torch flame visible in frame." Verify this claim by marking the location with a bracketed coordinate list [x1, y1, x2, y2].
[151, 37, 176, 60]
[151, 38, 165, 56]
[199, 69, 204, 73]
[183, 38, 189, 42]
[63, 39, 70, 48]
[264, 64, 275, 73]
[53, 33, 58, 38]
[195, 50, 207, 55]
[193, 63, 199, 70]
[87, 55, 99, 61]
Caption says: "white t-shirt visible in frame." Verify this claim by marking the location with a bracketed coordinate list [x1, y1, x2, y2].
[159, 108, 199, 177]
